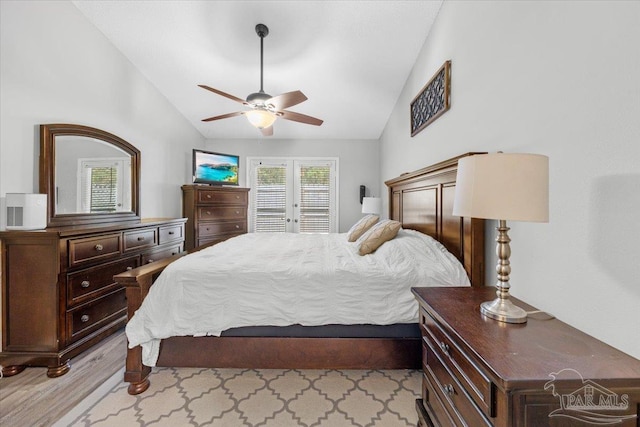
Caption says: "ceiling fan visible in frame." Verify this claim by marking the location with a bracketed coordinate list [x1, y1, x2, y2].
[199, 23, 323, 136]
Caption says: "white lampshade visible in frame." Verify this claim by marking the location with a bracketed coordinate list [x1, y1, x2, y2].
[245, 109, 277, 129]
[453, 153, 549, 222]
[362, 197, 382, 215]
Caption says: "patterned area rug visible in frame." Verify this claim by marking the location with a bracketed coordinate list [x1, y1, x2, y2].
[62, 368, 421, 426]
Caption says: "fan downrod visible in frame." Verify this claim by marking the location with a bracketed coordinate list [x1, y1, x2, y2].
[249, 23, 270, 101]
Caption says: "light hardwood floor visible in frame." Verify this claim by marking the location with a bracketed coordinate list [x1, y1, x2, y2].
[0, 330, 126, 426]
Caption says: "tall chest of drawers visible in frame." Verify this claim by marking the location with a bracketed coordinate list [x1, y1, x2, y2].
[0, 218, 186, 377]
[412, 286, 640, 427]
[182, 185, 249, 250]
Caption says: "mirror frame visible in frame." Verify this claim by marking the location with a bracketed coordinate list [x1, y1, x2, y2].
[40, 123, 141, 228]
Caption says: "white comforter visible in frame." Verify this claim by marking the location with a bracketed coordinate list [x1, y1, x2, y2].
[126, 229, 470, 366]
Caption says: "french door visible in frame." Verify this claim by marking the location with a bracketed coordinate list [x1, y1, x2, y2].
[248, 158, 338, 233]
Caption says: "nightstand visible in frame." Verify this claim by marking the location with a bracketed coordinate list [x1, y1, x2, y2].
[412, 286, 640, 427]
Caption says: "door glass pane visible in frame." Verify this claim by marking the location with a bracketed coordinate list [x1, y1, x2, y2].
[89, 167, 118, 212]
[79, 158, 126, 213]
[253, 165, 287, 232]
[298, 165, 331, 233]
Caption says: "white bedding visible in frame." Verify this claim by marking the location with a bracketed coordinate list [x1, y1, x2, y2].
[126, 229, 470, 366]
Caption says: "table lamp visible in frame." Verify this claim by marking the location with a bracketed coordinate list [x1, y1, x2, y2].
[361, 197, 382, 215]
[453, 153, 549, 323]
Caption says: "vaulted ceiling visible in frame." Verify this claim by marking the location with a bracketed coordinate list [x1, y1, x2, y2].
[72, 1, 442, 140]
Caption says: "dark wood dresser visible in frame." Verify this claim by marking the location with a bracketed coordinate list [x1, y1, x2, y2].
[181, 185, 249, 250]
[0, 218, 186, 377]
[412, 286, 640, 427]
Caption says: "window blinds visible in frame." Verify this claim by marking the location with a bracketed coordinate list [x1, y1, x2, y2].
[92, 167, 117, 212]
[298, 165, 332, 233]
[253, 165, 287, 233]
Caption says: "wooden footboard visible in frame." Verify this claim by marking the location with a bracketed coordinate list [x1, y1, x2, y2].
[115, 253, 184, 395]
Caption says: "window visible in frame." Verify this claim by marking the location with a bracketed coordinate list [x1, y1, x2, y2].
[253, 162, 288, 233]
[78, 158, 129, 213]
[88, 166, 117, 212]
[297, 164, 332, 233]
[248, 158, 338, 233]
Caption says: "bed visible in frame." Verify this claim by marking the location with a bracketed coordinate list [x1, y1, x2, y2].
[116, 153, 485, 395]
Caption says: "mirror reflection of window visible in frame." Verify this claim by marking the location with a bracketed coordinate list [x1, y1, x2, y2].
[55, 136, 133, 214]
[78, 158, 129, 213]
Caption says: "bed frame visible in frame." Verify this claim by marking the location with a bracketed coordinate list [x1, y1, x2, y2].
[116, 152, 485, 395]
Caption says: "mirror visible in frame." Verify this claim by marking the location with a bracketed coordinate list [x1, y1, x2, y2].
[40, 124, 140, 227]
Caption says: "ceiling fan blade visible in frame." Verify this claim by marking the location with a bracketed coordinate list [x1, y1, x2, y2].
[268, 90, 308, 110]
[279, 110, 324, 126]
[201, 111, 244, 122]
[260, 126, 274, 136]
[198, 85, 247, 105]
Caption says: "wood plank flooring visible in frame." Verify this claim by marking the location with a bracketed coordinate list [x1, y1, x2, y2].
[0, 329, 126, 426]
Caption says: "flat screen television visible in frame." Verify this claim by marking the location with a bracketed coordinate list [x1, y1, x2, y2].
[192, 149, 239, 186]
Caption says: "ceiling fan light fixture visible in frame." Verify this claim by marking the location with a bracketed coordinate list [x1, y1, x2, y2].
[245, 109, 277, 129]
[198, 22, 322, 134]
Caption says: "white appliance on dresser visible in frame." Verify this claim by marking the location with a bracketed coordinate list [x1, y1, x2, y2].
[5, 193, 47, 230]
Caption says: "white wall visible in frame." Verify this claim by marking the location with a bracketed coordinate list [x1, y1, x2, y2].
[205, 138, 380, 232]
[0, 0, 204, 350]
[0, 1, 204, 224]
[381, 1, 640, 358]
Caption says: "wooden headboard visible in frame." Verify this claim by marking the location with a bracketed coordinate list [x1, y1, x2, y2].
[385, 153, 486, 287]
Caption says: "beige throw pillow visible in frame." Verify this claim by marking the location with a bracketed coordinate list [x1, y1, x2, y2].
[346, 214, 379, 242]
[357, 219, 402, 255]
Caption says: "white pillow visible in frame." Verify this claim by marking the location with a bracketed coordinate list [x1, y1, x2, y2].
[346, 214, 379, 242]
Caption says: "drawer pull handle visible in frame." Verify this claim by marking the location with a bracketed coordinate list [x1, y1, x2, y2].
[147, 259, 154, 264]
[94, 244, 104, 251]
[235, 211, 240, 214]
[206, 211, 211, 215]
[171, 252, 177, 256]
[235, 196, 240, 199]
[440, 342, 450, 355]
[443, 384, 455, 396]
[126, 266, 133, 271]
[168, 231, 174, 235]
[81, 280, 90, 288]
[235, 225, 240, 229]
[81, 314, 90, 323]
[206, 194, 212, 199]
[137, 236, 145, 241]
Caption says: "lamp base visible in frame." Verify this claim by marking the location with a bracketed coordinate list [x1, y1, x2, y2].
[480, 297, 528, 324]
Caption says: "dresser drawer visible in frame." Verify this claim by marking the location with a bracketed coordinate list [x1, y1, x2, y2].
[421, 309, 494, 416]
[421, 373, 458, 426]
[124, 228, 157, 252]
[66, 288, 127, 344]
[68, 233, 121, 267]
[423, 340, 492, 426]
[67, 256, 139, 307]
[197, 189, 248, 205]
[141, 244, 183, 265]
[198, 221, 246, 237]
[197, 206, 245, 221]
[159, 224, 184, 244]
